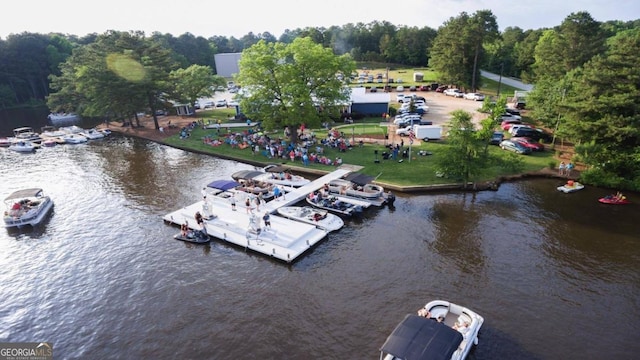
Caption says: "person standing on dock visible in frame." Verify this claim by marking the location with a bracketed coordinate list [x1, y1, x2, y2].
[273, 186, 281, 200]
[245, 197, 252, 213]
[254, 195, 261, 211]
[201, 187, 208, 201]
[262, 211, 271, 229]
[230, 193, 237, 211]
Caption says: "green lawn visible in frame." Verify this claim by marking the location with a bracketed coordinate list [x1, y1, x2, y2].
[164, 124, 553, 187]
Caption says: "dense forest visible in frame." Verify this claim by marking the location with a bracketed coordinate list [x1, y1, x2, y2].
[0, 10, 638, 189]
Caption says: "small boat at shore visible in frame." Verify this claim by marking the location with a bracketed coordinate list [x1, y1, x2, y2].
[557, 180, 584, 193]
[8, 140, 37, 153]
[276, 206, 344, 232]
[305, 192, 365, 217]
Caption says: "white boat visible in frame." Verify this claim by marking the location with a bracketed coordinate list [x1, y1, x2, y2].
[276, 206, 344, 232]
[305, 192, 366, 217]
[40, 126, 67, 138]
[62, 133, 88, 144]
[59, 125, 85, 135]
[557, 181, 584, 193]
[8, 140, 36, 152]
[13, 127, 41, 143]
[380, 300, 484, 360]
[3, 188, 54, 228]
[257, 164, 311, 187]
[327, 178, 385, 200]
[81, 128, 106, 140]
[48, 112, 80, 124]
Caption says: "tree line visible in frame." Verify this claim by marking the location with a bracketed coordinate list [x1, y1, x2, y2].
[1, 10, 637, 108]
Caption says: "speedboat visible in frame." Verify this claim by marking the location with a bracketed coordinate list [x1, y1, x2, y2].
[81, 128, 105, 140]
[557, 180, 584, 193]
[258, 164, 311, 187]
[305, 192, 365, 217]
[8, 140, 36, 153]
[328, 178, 385, 200]
[62, 133, 88, 144]
[3, 188, 54, 228]
[276, 206, 344, 232]
[48, 112, 80, 124]
[380, 300, 484, 360]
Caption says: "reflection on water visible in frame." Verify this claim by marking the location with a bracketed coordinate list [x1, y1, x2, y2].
[0, 135, 638, 359]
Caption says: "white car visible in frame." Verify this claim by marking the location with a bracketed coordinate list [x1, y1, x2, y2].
[215, 99, 227, 107]
[463, 92, 485, 101]
[444, 88, 464, 97]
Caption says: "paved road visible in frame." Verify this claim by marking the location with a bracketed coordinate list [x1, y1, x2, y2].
[480, 70, 533, 91]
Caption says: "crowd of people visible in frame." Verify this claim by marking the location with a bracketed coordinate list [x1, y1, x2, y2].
[200, 125, 353, 167]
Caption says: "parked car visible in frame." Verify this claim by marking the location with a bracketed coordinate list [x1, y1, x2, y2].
[215, 99, 227, 107]
[409, 86, 417, 91]
[500, 112, 522, 121]
[511, 137, 545, 151]
[397, 118, 432, 128]
[435, 85, 448, 93]
[505, 108, 521, 116]
[508, 124, 534, 135]
[463, 92, 485, 101]
[443, 88, 464, 98]
[419, 85, 430, 91]
[501, 119, 522, 130]
[203, 100, 215, 109]
[513, 127, 553, 143]
[489, 131, 504, 145]
[499, 139, 532, 155]
[396, 86, 405, 92]
[193, 102, 200, 110]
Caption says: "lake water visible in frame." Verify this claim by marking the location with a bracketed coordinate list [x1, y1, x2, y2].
[1, 135, 638, 359]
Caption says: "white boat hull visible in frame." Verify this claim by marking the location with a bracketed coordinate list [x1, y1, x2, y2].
[3, 189, 54, 228]
[276, 206, 344, 232]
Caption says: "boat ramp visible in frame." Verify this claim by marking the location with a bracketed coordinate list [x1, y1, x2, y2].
[163, 167, 378, 263]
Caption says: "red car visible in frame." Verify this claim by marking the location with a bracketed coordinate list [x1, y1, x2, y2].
[511, 137, 544, 151]
[501, 119, 522, 131]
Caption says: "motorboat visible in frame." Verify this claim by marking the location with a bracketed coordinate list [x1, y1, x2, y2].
[13, 127, 41, 143]
[62, 133, 88, 144]
[276, 206, 344, 232]
[231, 170, 277, 195]
[328, 178, 385, 200]
[380, 300, 484, 360]
[305, 192, 365, 217]
[174, 229, 210, 244]
[557, 180, 584, 193]
[59, 125, 85, 135]
[257, 164, 311, 188]
[206, 179, 242, 196]
[48, 112, 80, 124]
[8, 140, 36, 153]
[3, 188, 54, 228]
[598, 194, 630, 205]
[0, 137, 14, 147]
[81, 128, 106, 140]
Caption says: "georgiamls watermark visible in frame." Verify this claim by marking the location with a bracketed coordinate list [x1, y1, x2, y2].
[0, 342, 52, 360]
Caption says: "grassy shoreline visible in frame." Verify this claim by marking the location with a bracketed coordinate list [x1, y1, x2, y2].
[106, 117, 571, 193]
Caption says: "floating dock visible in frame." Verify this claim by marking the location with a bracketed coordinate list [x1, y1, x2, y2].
[163, 168, 357, 262]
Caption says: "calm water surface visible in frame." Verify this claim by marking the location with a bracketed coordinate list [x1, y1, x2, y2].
[1, 135, 638, 359]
